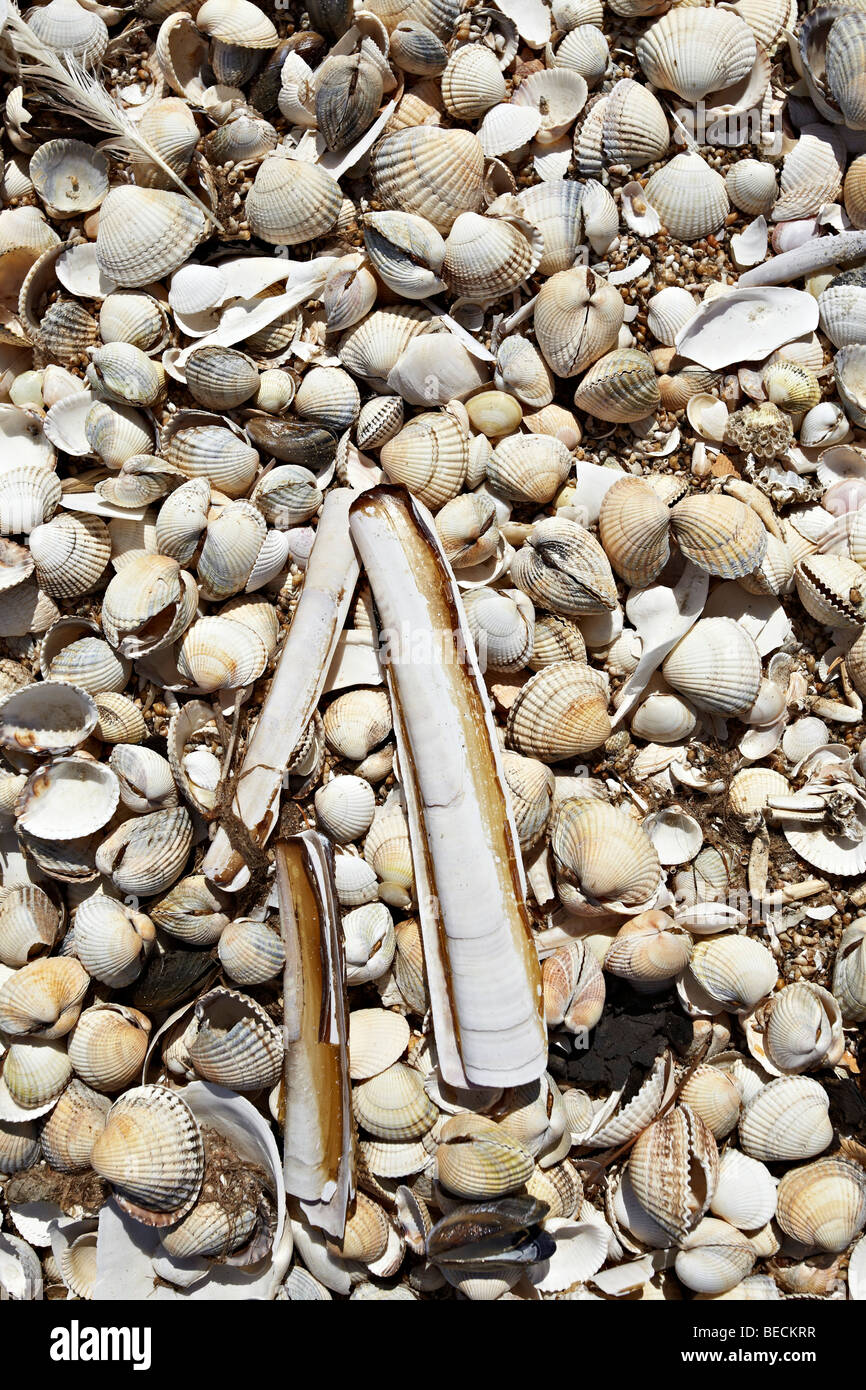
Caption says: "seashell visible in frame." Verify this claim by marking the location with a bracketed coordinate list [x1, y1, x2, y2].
[0, 957, 89, 1040]
[315, 775, 377, 845]
[370, 127, 485, 233]
[177, 616, 269, 692]
[184, 347, 259, 411]
[553, 800, 661, 913]
[343, 900, 395, 980]
[153, 477, 209, 565]
[379, 410, 468, 508]
[602, 78, 668, 169]
[197, 501, 267, 601]
[748, 981, 843, 1077]
[150, 875, 230, 946]
[725, 158, 778, 216]
[776, 1157, 866, 1254]
[832, 922, 866, 1023]
[511, 516, 617, 615]
[209, 108, 278, 168]
[464, 390, 523, 441]
[364, 794, 414, 906]
[29, 513, 111, 599]
[441, 44, 506, 119]
[339, 304, 430, 387]
[773, 127, 845, 223]
[186, 987, 282, 1091]
[641, 807, 702, 866]
[845, 154, 866, 229]
[90, 1084, 204, 1223]
[296, 367, 360, 434]
[30, 139, 109, 218]
[511, 179, 582, 277]
[542, 939, 605, 1034]
[534, 267, 624, 378]
[357, 396, 404, 451]
[99, 291, 170, 354]
[675, 1217, 756, 1295]
[324, 688, 391, 762]
[494, 336, 554, 411]
[670, 494, 767, 580]
[130, 98, 200, 191]
[15, 757, 119, 842]
[762, 360, 820, 415]
[487, 434, 571, 507]
[101, 554, 190, 658]
[627, 1104, 719, 1241]
[0, 465, 61, 538]
[40, 1079, 110, 1173]
[711, 1148, 777, 1230]
[0, 1117, 40, 1175]
[443, 212, 541, 301]
[604, 909, 691, 986]
[0, 681, 96, 756]
[0, 886, 62, 968]
[26, 0, 108, 61]
[819, 273, 866, 350]
[795, 553, 866, 630]
[245, 156, 341, 246]
[435, 492, 500, 570]
[463, 588, 534, 673]
[644, 151, 730, 243]
[315, 51, 384, 153]
[631, 691, 697, 744]
[662, 617, 762, 717]
[73, 896, 155, 989]
[599, 476, 671, 587]
[38, 298, 98, 363]
[390, 20, 448, 76]
[217, 917, 285, 986]
[728, 766, 789, 818]
[96, 186, 206, 288]
[646, 288, 698, 349]
[67, 1003, 152, 1092]
[362, 211, 446, 301]
[501, 751, 554, 851]
[574, 348, 661, 423]
[85, 400, 153, 468]
[689, 935, 777, 1014]
[95, 805, 193, 897]
[353, 1062, 438, 1140]
[834, 344, 866, 430]
[435, 1113, 535, 1199]
[556, 24, 609, 87]
[41, 628, 129, 700]
[506, 661, 611, 761]
[636, 7, 756, 102]
[0, 1037, 72, 1115]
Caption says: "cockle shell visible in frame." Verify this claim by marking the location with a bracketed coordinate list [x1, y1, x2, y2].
[186, 987, 282, 1091]
[644, 151, 730, 243]
[440, 43, 506, 119]
[0, 956, 89, 1039]
[511, 516, 617, 615]
[670, 494, 767, 580]
[662, 617, 762, 717]
[553, 800, 661, 914]
[435, 1114, 535, 1199]
[604, 911, 692, 983]
[67, 1003, 152, 1092]
[14, 757, 119, 842]
[675, 1217, 756, 1295]
[599, 476, 671, 587]
[353, 1062, 438, 1141]
[487, 434, 571, 506]
[573, 349, 661, 423]
[711, 1148, 778, 1230]
[0, 885, 61, 968]
[627, 1104, 719, 1241]
[689, 934, 778, 1014]
[678, 1066, 741, 1140]
[514, 179, 584, 275]
[747, 981, 844, 1077]
[245, 156, 342, 245]
[72, 896, 155, 989]
[542, 939, 605, 1032]
[636, 7, 757, 101]
[370, 127, 485, 233]
[832, 922, 866, 1023]
[443, 212, 541, 300]
[362, 211, 446, 300]
[725, 158, 778, 215]
[601, 77, 668, 168]
[90, 1084, 204, 1223]
[776, 1157, 866, 1254]
[534, 267, 624, 378]
[795, 553, 866, 629]
[379, 410, 469, 508]
[96, 187, 207, 288]
[463, 588, 534, 673]
[506, 661, 611, 761]
[40, 1080, 110, 1173]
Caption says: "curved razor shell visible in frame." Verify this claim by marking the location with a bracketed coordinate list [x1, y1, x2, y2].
[349, 485, 547, 1090]
[203, 490, 360, 892]
[276, 833, 354, 1239]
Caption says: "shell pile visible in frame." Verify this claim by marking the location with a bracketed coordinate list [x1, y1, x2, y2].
[4, 0, 866, 1307]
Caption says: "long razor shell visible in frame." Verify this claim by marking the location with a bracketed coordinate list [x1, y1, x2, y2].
[203, 490, 360, 892]
[276, 833, 354, 1239]
[349, 485, 547, 1090]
